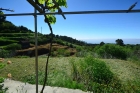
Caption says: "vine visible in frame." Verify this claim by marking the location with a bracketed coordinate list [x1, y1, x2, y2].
[30, 0, 67, 93]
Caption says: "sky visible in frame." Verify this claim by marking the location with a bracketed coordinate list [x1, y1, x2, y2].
[0, 0, 140, 44]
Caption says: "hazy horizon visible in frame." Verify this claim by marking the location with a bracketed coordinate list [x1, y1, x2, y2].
[81, 39, 140, 44]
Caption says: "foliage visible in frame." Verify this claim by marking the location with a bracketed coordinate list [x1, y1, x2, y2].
[0, 60, 8, 93]
[23, 70, 84, 90]
[100, 41, 105, 46]
[94, 44, 132, 60]
[3, 43, 21, 50]
[0, 57, 140, 92]
[0, 38, 18, 46]
[70, 56, 125, 92]
[0, 64, 6, 69]
[0, 11, 6, 23]
[51, 48, 70, 57]
[38, 0, 67, 24]
[0, 49, 16, 58]
[116, 39, 124, 46]
[0, 77, 4, 83]
[0, 84, 8, 93]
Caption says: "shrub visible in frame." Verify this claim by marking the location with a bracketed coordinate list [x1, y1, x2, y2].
[82, 56, 114, 84]
[0, 38, 18, 46]
[70, 56, 123, 92]
[3, 43, 21, 50]
[0, 77, 4, 83]
[94, 44, 132, 60]
[0, 49, 16, 58]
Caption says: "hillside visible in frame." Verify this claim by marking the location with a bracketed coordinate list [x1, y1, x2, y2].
[0, 19, 89, 57]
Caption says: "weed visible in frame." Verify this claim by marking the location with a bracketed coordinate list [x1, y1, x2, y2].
[0, 77, 4, 83]
[0, 64, 5, 69]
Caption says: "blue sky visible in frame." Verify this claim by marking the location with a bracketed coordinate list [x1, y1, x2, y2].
[0, 0, 140, 44]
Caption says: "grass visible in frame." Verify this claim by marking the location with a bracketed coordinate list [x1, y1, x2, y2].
[0, 56, 140, 92]
[102, 59, 140, 82]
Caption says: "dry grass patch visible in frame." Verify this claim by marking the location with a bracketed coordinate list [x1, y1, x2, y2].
[102, 59, 140, 82]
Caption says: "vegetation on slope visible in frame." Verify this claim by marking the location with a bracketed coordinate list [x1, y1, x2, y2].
[0, 57, 140, 92]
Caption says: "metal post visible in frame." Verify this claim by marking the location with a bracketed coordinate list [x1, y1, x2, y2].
[34, 5, 38, 93]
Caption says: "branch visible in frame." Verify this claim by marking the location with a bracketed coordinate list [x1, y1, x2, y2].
[0, 8, 14, 12]
[52, 0, 66, 19]
[27, 0, 43, 13]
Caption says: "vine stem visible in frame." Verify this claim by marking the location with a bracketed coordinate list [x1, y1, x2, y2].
[40, 15, 53, 93]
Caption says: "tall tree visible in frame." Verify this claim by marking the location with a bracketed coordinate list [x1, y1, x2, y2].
[115, 39, 124, 46]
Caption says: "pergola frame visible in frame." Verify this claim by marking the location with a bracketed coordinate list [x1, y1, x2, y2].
[0, 9, 140, 16]
[0, 2, 140, 93]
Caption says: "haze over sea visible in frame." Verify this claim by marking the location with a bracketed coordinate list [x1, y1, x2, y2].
[82, 39, 140, 44]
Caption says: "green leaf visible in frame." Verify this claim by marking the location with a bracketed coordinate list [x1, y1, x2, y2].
[56, 0, 67, 7]
[46, 15, 56, 24]
[38, 0, 46, 4]
[44, 0, 67, 24]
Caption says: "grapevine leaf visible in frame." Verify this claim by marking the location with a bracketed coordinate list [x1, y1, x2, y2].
[38, 0, 46, 4]
[56, 0, 67, 7]
[46, 15, 56, 24]
[44, 0, 67, 24]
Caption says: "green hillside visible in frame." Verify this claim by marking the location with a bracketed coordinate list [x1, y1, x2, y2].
[0, 18, 89, 57]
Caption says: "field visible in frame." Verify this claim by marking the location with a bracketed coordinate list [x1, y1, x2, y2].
[0, 56, 140, 92]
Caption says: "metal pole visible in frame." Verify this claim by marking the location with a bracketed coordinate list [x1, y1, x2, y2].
[0, 9, 140, 16]
[34, 4, 38, 93]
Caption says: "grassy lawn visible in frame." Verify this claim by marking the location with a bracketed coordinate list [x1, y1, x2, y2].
[0, 57, 140, 92]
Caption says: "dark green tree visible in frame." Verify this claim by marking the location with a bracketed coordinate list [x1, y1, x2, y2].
[115, 39, 124, 46]
[100, 41, 105, 46]
[0, 11, 6, 23]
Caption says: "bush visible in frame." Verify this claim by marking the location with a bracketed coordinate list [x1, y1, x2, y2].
[70, 56, 123, 92]
[0, 38, 18, 46]
[94, 44, 132, 60]
[0, 49, 16, 58]
[0, 77, 4, 83]
[3, 43, 21, 50]
[84, 56, 114, 84]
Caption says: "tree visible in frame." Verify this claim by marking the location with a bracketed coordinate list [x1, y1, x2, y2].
[100, 41, 105, 46]
[0, 11, 6, 23]
[115, 39, 124, 46]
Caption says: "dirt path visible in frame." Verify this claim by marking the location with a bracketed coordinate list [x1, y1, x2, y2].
[103, 59, 140, 82]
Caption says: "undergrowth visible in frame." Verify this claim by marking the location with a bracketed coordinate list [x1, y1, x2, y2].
[23, 56, 136, 92]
